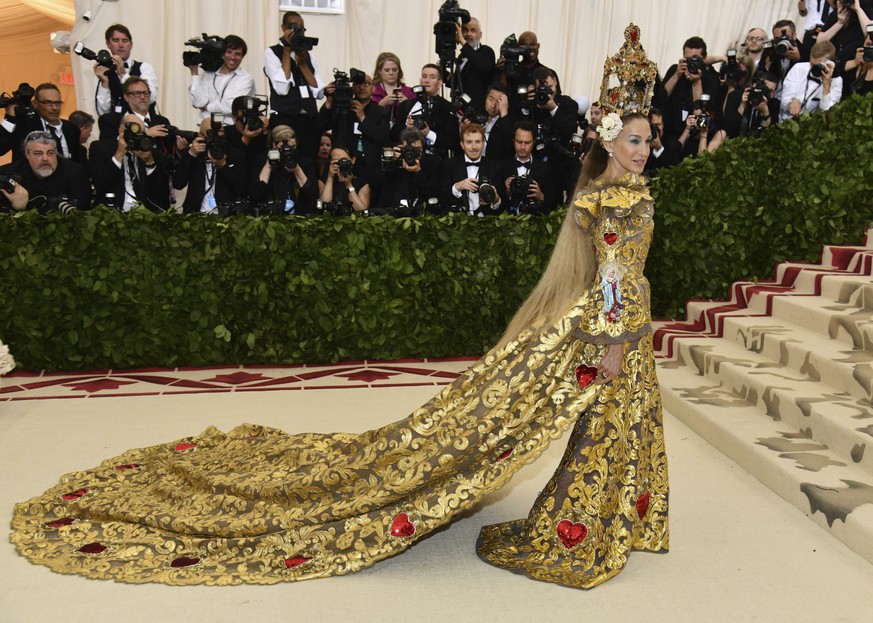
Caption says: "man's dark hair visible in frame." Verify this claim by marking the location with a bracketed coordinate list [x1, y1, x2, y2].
[648, 107, 663, 120]
[531, 67, 558, 83]
[759, 71, 779, 84]
[122, 76, 149, 95]
[513, 119, 536, 137]
[223, 34, 248, 57]
[34, 83, 60, 99]
[105, 24, 132, 42]
[399, 128, 425, 145]
[231, 95, 250, 115]
[422, 63, 443, 80]
[683, 36, 707, 56]
[282, 11, 303, 25]
[486, 82, 511, 98]
[69, 110, 95, 129]
[772, 20, 797, 37]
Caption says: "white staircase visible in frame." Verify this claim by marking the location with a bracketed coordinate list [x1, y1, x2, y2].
[653, 231, 873, 564]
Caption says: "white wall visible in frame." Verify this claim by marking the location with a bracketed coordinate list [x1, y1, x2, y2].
[70, 0, 799, 130]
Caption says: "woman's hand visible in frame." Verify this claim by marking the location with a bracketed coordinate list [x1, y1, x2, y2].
[596, 343, 625, 384]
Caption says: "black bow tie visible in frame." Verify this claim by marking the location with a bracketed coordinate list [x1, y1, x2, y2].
[516, 160, 531, 169]
[465, 160, 481, 167]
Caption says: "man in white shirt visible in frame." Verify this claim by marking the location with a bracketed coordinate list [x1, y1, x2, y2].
[780, 39, 842, 121]
[188, 35, 255, 126]
[94, 24, 159, 116]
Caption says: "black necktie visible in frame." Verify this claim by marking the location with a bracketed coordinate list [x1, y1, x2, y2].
[516, 160, 531, 169]
[466, 160, 480, 167]
[47, 125, 65, 157]
[143, 117, 151, 128]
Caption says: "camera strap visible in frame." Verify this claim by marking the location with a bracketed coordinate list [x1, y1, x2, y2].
[801, 78, 822, 109]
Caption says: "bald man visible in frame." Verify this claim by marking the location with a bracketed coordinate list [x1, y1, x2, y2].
[497, 30, 562, 114]
[455, 17, 496, 109]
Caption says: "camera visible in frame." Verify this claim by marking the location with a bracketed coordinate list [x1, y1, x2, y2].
[283, 23, 319, 52]
[237, 96, 267, 131]
[317, 199, 353, 217]
[809, 62, 828, 79]
[747, 78, 771, 108]
[438, 0, 470, 24]
[452, 93, 488, 124]
[401, 144, 421, 167]
[864, 25, 873, 62]
[568, 132, 594, 158]
[434, 0, 469, 63]
[0, 83, 36, 119]
[509, 174, 531, 198]
[534, 79, 553, 106]
[268, 143, 298, 170]
[685, 55, 706, 76]
[73, 42, 114, 69]
[182, 33, 225, 72]
[773, 32, 794, 57]
[477, 178, 497, 205]
[501, 34, 531, 78]
[695, 94, 712, 130]
[123, 121, 154, 152]
[0, 174, 18, 194]
[336, 157, 353, 178]
[166, 126, 199, 143]
[332, 69, 355, 110]
[47, 198, 78, 215]
[205, 112, 227, 160]
[720, 49, 742, 86]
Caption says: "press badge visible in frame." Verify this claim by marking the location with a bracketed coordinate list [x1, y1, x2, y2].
[206, 193, 217, 211]
[284, 199, 295, 214]
[299, 85, 310, 98]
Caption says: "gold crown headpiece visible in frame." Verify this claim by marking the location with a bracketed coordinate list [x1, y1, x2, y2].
[596, 24, 658, 117]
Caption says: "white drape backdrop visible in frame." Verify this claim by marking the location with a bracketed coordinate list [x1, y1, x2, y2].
[69, 0, 798, 130]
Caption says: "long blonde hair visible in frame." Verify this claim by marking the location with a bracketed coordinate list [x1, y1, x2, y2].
[496, 112, 647, 348]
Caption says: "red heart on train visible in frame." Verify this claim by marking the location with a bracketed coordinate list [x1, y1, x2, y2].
[46, 517, 75, 528]
[390, 513, 416, 538]
[284, 556, 311, 569]
[636, 492, 651, 520]
[62, 488, 89, 501]
[604, 232, 618, 245]
[174, 443, 197, 452]
[78, 542, 107, 555]
[171, 556, 201, 568]
[575, 365, 598, 389]
[556, 519, 588, 549]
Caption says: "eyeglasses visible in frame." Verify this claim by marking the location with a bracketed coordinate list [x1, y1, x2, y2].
[746, 36, 766, 42]
[36, 99, 63, 107]
[126, 91, 151, 98]
[25, 131, 55, 141]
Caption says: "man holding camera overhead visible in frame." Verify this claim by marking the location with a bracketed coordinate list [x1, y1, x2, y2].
[93, 24, 159, 116]
[265, 11, 326, 159]
[661, 36, 721, 139]
[88, 113, 172, 212]
[390, 64, 459, 160]
[188, 35, 255, 126]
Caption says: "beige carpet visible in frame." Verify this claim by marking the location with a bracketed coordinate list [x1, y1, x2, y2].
[2, 362, 872, 623]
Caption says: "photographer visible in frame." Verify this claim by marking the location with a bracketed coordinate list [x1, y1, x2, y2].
[0, 131, 90, 213]
[499, 120, 555, 214]
[265, 11, 325, 158]
[763, 20, 806, 98]
[455, 17, 496, 110]
[319, 70, 390, 205]
[441, 123, 504, 216]
[844, 27, 873, 95]
[0, 83, 87, 165]
[97, 78, 181, 152]
[525, 66, 578, 201]
[88, 113, 172, 212]
[496, 31, 561, 114]
[69, 111, 95, 146]
[250, 125, 317, 215]
[780, 39, 843, 120]
[172, 115, 248, 214]
[480, 82, 517, 162]
[391, 64, 460, 159]
[319, 145, 371, 213]
[812, 0, 872, 71]
[644, 108, 682, 174]
[661, 37, 721, 139]
[224, 95, 271, 187]
[188, 35, 255, 125]
[723, 73, 779, 137]
[377, 128, 441, 215]
[677, 96, 727, 159]
[93, 24, 159, 116]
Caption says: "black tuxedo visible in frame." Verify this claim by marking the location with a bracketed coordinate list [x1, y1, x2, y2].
[88, 138, 172, 212]
[661, 65, 721, 139]
[0, 115, 87, 166]
[483, 114, 518, 163]
[249, 153, 318, 215]
[498, 156, 557, 214]
[644, 135, 682, 175]
[457, 43, 496, 110]
[440, 156, 505, 215]
[97, 111, 172, 141]
[502, 61, 562, 114]
[172, 145, 248, 214]
[391, 95, 460, 159]
[0, 157, 90, 213]
[377, 152, 442, 212]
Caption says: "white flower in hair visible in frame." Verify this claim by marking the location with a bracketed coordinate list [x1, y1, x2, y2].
[596, 113, 623, 142]
[0, 340, 15, 376]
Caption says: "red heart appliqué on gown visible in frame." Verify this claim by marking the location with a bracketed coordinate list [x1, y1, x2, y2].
[62, 488, 89, 501]
[174, 443, 197, 452]
[46, 517, 75, 528]
[78, 542, 108, 555]
[556, 519, 588, 549]
[575, 365, 598, 389]
[170, 556, 200, 568]
[604, 232, 618, 245]
[636, 492, 651, 520]
[390, 513, 416, 538]
[496, 448, 513, 461]
[284, 556, 311, 569]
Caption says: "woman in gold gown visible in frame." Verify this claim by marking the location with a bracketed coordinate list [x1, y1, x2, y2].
[10, 26, 668, 590]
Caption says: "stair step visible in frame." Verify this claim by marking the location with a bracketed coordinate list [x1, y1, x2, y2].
[657, 362, 873, 565]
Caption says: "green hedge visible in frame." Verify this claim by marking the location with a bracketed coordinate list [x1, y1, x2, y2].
[2, 93, 872, 371]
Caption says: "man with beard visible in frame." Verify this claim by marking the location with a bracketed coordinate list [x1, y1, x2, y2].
[0, 130, 90, 212]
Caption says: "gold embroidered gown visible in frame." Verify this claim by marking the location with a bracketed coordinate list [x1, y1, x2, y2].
[10, 174, 668, 588]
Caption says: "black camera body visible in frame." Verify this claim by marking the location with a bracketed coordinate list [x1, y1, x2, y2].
[73, 42, 115, 69]
[205, 113, 227, 160]
[720, 49, 742, 86]
[124, 121, 154, 152]
[695, 94, 712, 130]
[317, 199, 353, 216]
[501, 34, 531, 78]
[332, 69, 355, 110]
[534, 80, 553, 106]
[182, 33, 225, 72]
[685, 55, 706, 76]
[336, 157, 353, 178]
[747, 79, 771, 108]
[478, 178, 497, 205]
[268, 144, 298, 170]
[773, 34, 794, 57]
[509, 174, 531, 199]
[809, 62, 828, 80]
[401, 144, 422, 167]
[438, 0, 471, 24]
[0, 174, 18, 194]
[452, 93, 488, 124]
[0, 83, 36, 120]
[284, 24, 319, 52]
